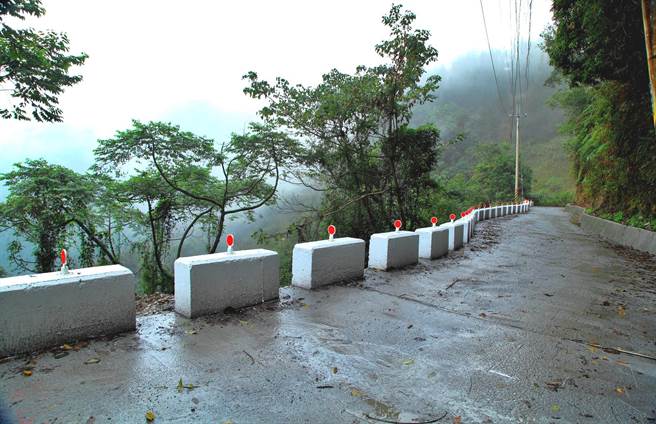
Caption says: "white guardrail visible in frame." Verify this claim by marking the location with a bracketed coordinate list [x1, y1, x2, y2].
[0, 201, 531, 355]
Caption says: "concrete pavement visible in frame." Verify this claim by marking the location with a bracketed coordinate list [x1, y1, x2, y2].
[1, 207, 655, 423]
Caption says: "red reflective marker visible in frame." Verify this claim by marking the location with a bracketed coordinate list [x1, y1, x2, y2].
[449, 213, 456, 222]
[226, 233, 235, 253]
[430, 216, 438, 226]
[461, 212, 466, 218]
[328, 224, 336, 240]
[59, 248, 69, 275]
[393, 219, 402, 231]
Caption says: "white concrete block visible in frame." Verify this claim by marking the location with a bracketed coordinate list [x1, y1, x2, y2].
[0, 265, 136, 356]
[462, 220, 470, 244]
[443, 223, 465, 251]
[454, 223, 464, 249]
[415, 226, 449, 259]
[291, 237, 365, 289]
[368, 231, 419, 270]
[484, 208, 490, 220]
[174, 249, 279, 319]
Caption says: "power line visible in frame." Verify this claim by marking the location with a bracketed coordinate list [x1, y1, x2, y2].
[525, 0, 533, 102]
[479, 0, 508, 115]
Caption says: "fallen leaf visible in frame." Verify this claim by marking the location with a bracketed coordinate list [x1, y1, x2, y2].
[551, 404, 560, 413]
[479, 312, 487, 318]
[184, 330, 197, 335]
[453, 416, 462, 424]
[223, 420, 234, 424]
[145, 410, 156, 421]
[351, 388, 363, 397]
[545, 380, 561, 391]
[176, 378, 195, 392]
[615, 359, 629, 367]
[402, 359, 415, 366]
[617, 305, 625, 317]
[331, 367, 338, 374]
[239, 320, 249, 326]
[22, 369, 32, 377]
[84, 358, 101, 365]
[53, 351, 69, 359]
[62, 343, 73, 351]
[615, 386, 624, 395]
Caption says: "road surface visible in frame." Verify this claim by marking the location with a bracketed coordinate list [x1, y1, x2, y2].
[1, 207, 655, 423]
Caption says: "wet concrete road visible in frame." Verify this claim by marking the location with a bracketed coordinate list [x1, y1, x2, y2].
[1, 207, 655, 423]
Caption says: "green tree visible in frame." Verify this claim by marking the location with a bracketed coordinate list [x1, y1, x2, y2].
[92, 121, 299, 291]
[468, 143, 532, 202]
[243, 4, 443, 240]
[0, 160, 117, 273]
[543, 0, 656, 217]
[112, 171, 183, 292]
[0, 0, 88, 121]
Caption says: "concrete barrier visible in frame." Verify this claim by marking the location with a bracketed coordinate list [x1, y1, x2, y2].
[484, 208, 490, 220]
[415, 226, 449, 259]
[0, 265, 136, 356]
[566, 205, 656, 255]
[369, 231, 419, 270]
[454, 223, 464, 249]
[292, 238, 365, 289]
[443, 222, 464, 251]
[565, 204, 585, 225]
[462, 219, 470, 244]
[174, 249, 279, 318]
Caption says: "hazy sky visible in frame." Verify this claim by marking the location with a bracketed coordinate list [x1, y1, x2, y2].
[0, 0, 552, 175]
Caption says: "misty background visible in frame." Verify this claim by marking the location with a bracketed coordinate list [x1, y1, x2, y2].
[0, 1, 571, 278]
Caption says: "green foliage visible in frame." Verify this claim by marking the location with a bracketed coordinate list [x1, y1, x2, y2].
[93, 120, 298, 293]
[0, 0, 88, 121]
[542, 0, 647, 88]
[470, 143, 532, 202]
[0, 159, 115, 273]
[530, 191, 574, 207]
[410, 47, 573, 202]
[447, 143, 533, 205]
[543, 0, 656, 221]
[244, 4, 443, 240]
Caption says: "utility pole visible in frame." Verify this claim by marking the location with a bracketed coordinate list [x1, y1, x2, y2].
[514, 106, 520, 200]
[642, 0, 656, 129]
[511, 105, 525, 201]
